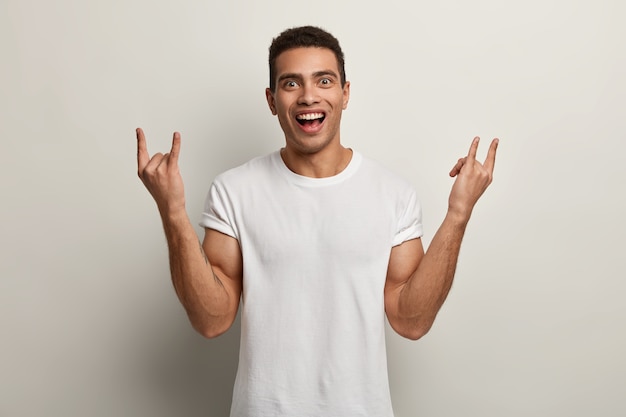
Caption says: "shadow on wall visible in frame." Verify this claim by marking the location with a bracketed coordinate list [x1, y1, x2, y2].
[190, 93, 282, 179]
[128, 306, 241, 417]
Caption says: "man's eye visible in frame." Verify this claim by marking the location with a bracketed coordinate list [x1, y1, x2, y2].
[285, 81, 298, 88]
[320, 78, 332, 86]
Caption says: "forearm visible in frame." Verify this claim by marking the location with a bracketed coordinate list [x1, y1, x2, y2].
[160, 209, 235, 337]
[397, 212, 468, 336]
[388, 137, 497, 339]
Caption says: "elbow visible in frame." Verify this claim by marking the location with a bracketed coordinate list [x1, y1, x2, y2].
[194, 324, 226, 339]
[189, 313, 236, 339]
[389, 317, 434, 341]
[402, 324, 432, 341]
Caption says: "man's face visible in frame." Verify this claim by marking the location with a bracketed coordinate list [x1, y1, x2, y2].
[266, 47, 350, 155]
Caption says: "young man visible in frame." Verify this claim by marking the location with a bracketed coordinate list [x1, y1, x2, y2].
[137, 26, 497, 417]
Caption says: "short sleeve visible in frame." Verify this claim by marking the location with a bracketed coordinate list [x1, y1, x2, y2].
[392, 189, 423, 246]
[199, 181, 239, 240]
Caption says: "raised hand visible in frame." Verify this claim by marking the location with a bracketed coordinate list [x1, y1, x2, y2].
[447, 136, 498, 221]
[136, 128, 186, 215]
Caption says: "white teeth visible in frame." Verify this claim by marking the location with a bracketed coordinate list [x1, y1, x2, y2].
[296, 112, 324, 120]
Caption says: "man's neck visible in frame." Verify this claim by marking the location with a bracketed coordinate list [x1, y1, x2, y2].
[280, 146, 353, 178]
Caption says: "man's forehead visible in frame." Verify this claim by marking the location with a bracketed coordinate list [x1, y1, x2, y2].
[274, 47, 340, 76]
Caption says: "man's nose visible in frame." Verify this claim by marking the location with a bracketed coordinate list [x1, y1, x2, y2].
[297, 83, 320, 105]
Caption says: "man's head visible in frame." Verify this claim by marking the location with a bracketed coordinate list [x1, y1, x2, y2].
[268, 26, 346, 92]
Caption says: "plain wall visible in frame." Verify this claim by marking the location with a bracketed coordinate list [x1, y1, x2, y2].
[1, 0, 625, 416]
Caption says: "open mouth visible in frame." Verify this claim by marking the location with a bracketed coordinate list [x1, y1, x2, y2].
[296, 112, 326, 126]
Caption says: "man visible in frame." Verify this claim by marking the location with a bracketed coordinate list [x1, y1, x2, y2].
[137, 26, 497, 417]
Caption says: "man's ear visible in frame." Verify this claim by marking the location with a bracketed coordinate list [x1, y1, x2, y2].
[342, 81, 351, 110]
[265, 88, 277, 115]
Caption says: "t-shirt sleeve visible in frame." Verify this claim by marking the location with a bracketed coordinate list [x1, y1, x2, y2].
[392, 189, 423, 246]
[199, 181, 239, 240]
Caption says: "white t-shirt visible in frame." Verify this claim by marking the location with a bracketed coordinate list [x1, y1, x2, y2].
[200, 150, 423, 417]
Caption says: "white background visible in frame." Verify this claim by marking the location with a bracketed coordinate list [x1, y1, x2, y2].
[2, 0, 625, 416]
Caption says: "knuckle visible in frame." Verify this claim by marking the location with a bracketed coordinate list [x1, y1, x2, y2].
[138, 166, 150, 179]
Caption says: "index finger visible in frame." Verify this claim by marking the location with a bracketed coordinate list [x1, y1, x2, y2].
[466, 136, 480, 160]
[483, 138, 499, 173]
[136, 127, 150, 172]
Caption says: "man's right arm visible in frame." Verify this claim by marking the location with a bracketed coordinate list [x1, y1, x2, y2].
[136, 128, 242, 338]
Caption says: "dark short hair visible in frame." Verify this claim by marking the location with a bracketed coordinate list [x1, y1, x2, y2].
[268, 26, 346, 91]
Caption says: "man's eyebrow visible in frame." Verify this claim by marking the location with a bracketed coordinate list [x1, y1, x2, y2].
[313, 70, 339, 79]
[277, 73, 303, 82]
[277, 70, 339, 82]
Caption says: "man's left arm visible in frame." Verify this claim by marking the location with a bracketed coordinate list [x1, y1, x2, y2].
[384, 137, 498, 340]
